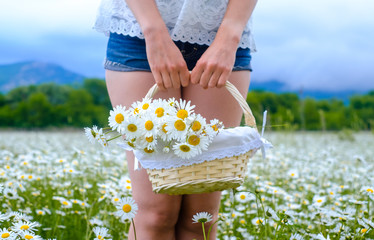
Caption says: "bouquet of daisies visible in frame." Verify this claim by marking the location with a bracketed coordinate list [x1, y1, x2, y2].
[84, 97, 224, 159]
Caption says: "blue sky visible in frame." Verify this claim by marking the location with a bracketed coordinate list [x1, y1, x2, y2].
[0, 0, 373, 92]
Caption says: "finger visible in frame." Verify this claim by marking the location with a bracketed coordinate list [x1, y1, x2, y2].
[180, 69, 190, 87]
[190, 64, 204, 85]
[217, 70, 231, 88]
[161, 71, 173, 89]
[199, 69, 213, 89]
[153, 71, 166, 91]
[208, 70, 222, 88]
[170, 70, 181, 89]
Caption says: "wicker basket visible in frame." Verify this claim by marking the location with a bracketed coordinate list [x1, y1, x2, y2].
[143, 81, 259, 195]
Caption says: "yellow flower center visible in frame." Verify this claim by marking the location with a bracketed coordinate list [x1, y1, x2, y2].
[127, 142, 135, 148]
[362, 229, 368, 233]
[145, 120, 154, 131]
[62, 201, 69, 205]
[188, 135, 200, 146]
[212, 125, 219, 131]
[134, 108, 139, 114]
[179, 145, 191, 152]
[177, 109, 188, 119]
[317, 199, 323, 203]
[126, 180, 131, 183]
[192, 121, 202, 131]
[1, 233, 10, 238]
[115, 113, 124, 124]
[98, 235, 103, 239]
[240, 219, 246, 224]
[38, 211, 43, 215]
[28, 175, 32, 179]
[123, 204, 132, 213]
[240, 194, 246, 200]
[25, 235, 34, 239]
[291, 173, 295, 177]
[367, 188, 373, 193]
[256, 219, 263, 225]
[142, 103, 149, 110]
[146, 136, 154, 142]
[21, 225, 29, 230]
[127, 124, 137, 132]
[174, 120, 186, 131]
[144, 148, 154, 154]
[126, 186, 131, 189]
[162, 124, 168, 133]
[155, 107, 164, 117]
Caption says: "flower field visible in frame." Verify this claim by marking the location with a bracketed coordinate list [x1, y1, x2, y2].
[0, 130, 373, 239]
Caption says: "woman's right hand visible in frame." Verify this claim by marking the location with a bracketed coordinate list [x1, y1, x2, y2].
[144, 28, 190, 91]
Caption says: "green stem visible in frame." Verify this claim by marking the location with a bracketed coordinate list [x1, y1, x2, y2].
[107, 134, 123, 141]
[207, 219, 219, 240]
[202, 222, 207, 240]
[132, 218, 137, 240]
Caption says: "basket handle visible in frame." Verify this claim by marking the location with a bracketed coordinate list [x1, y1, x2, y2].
[144, 81, 257, 128]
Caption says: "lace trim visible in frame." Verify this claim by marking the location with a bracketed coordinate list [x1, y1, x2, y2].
[117, 127, 264, 170]
[93, 0, 257, 50]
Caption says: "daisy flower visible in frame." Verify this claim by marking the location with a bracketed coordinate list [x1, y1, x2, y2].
[188, 113, 207, 133]
[204, 119, 224, 140]
[11, 220, 40, 233]
[0, 228, 16, 240]
[173, 142, 199, 159]
[84, 126, 100, 143]
[192, 212, 213, 223]
[158, 123, 172, 141]
[3, 187, 19, 200]
[138, 135, 158, 150]
[130, 98, 152, 115]
[312, 195, 326, 207]
[174, 99, 195, 120]
[235, 192, 255, 203]
[108, 105, 127, 132]
[151, 99, 169, 120]
[114, 197, 138, 222]
[185, 133, 210, 155]
[141, 113, 159, 137]
[93, 226, 112, 240]
[18, 231, 43, 240]
[122, 116, 144, 139]
[165, 117, 188, 141]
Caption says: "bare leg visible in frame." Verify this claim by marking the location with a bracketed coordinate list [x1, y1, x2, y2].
[176, 71, 251, 239]
[106, 70, 183, 240]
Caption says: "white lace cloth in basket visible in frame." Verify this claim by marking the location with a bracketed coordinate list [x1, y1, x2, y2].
[94, 0, 257, 50]
[118, 126, 264, 170]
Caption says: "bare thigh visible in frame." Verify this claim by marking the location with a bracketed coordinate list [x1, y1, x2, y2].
[105, 70, 183, 237]
[177, 71, 251, 237]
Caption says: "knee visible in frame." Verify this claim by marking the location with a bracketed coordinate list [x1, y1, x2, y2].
[139, 209, 179, 231]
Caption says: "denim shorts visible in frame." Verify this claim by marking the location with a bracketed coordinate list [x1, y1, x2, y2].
[104, 32, 252, 72]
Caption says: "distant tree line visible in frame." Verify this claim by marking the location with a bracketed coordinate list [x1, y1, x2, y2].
[0, 79, 373, 131]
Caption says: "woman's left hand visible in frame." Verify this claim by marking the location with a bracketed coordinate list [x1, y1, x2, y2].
[190, 36, 238, 89]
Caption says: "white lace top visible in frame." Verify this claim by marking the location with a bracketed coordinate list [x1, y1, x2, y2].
[94, 0, 257, 50]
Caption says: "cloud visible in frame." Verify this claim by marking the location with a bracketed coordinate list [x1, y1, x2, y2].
[0, 0, 373, 91]
[252, 0, 374, 91]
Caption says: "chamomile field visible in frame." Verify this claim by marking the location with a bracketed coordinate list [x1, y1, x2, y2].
[0, 131, 373, 240]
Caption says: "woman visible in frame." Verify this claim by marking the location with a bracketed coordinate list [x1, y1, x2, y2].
[94, 0, 257, 239]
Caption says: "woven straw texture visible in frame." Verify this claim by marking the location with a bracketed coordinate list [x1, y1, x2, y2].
[147, 150, 253, 195]
[144, 81, 258, 195]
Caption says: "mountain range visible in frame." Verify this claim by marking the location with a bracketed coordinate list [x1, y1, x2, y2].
[0, 61, 85, 92]
[0, 61, 367, 102]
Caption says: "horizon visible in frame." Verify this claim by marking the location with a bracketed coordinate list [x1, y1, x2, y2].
[0, 0, 373, 92]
